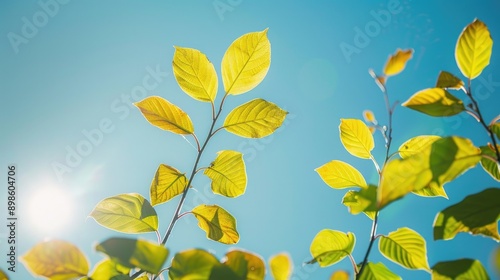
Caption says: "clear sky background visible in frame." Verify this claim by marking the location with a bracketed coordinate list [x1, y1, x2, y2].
[1, 1, 499, 279]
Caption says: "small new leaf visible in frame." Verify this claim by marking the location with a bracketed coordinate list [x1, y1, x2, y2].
[269, 253, 293, 280]
[191, 205, 239, 244]
[339, 119, 375, 159]
[435, 71, 464, 90]
[383, 49, 413, 77]
[379, 227, 430, 271]
[150, 164, 188, 206]
[490, 123, 500, 140]
[204, 150, 247, 198]
[402, 88, 465, 117]
[357, 262, 401, 280]
[315, 160, 368, 189]
[308, 229, 355, 267]
[135, 96, 194, 135]
[363, 110, 377, 125]
[432, 259, 489, 280]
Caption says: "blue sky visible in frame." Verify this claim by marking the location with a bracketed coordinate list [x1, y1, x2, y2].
[1, 1, 499, 279]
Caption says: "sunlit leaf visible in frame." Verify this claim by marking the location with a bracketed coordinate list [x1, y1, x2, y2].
[455, 19, 493, 80]
[150, 164, 187, 206]
[358, 262, 401, 280]
[379, 137, 481, 209]
[402, 88, 465, 117]
[432, 259, 489, 280]
[412, 184, 448, 198]
[330, 270, 350, 280]
[479, 145, 500, 181]
[0, 270, 7, 280]
[96, 237, 168, 274]
[435, 71, 464, 90]
[433, 188, 500, 241]
[89, 259, 130, 280]
[308, 229, 355, 267]
[223, 99, 287, 138]
[339, 119, 374, 159]
[383, 49, 413, 76]
[491, 123, 500, 140]
[222, 29, 271, 95]
[169, 249, 220, 280]
[90, 193, 158, 233]
[363, 110, 377, 125]
[269, 253, 293, 280]
[204, 150, 247, 197]
[134, 96, 194, 134]
[379, 227, 430, 271]
[191, 204, 239, 244]
[398, 135, 441, 159]
[223, 250, 265, 280]
[342, 185, 377, 219]
[315, 160, 368, 189]
[173, 46, 218, 102]
[21, 240, 89, 280]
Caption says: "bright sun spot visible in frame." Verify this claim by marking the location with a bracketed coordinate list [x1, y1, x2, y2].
[27, 187, 74, 233]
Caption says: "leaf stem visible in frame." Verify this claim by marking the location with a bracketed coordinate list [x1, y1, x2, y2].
[348, 254, 359, 274]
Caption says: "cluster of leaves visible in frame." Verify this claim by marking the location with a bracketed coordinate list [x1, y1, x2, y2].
[17, 30, 294, 280]
[310, 19, 500, 279]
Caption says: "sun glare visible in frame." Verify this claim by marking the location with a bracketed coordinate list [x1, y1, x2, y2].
[27, 187, 74, 233]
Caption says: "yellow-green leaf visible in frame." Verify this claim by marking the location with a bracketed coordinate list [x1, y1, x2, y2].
[89, 259, 130, 280]
[204, 150, 247, 198]
[21, 240, 89, 280]
[224, 250, 265, 280]
[269, 253, 292, 280]
[494, 247, 500, 277]
[89, 193, 158, 233]
[379, 227, 430, 271]
[169, 249, 220, 280]
[150, 164, 187, 206]
[173, 46, 218, 103]
[358, 262, 401, 280]
[134, 96, 194, 135]
[223, 99, 287, 138]
[330, 270, 350, 280]
[398, 135, 441, 159]
[363, 110, 377, 125]
[455, 19, 493, 80]
[191, 204, 239, 244]
[491, 123, 500, 140]
[222, 29, 271, 95]
[433, 188, 500, 241]
[383, 49, 413, 76]
[402, 88, 465, 117]
[316, 160, 367, 189]
[435, 71, 464, 90]
[339, 119, 374, 159]
[412, 184, 448, 198]
[479, 145, 500, 181]
[0, 270, 7, 280]
[342, 185, 377, 219]
[432, 259, 489, 280]
[96, 237, 168, 275]
[308, 229, 355, 267]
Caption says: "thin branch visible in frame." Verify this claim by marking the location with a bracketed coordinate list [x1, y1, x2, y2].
[348, 254, 359, 275]
[192, 133, 201, 152]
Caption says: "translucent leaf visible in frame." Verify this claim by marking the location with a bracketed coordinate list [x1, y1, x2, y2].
[412, 184, 448, 198]
[432, 259, 489, 280]
[455, 19, 493, 80]
[96, 237, 168, 274]
[379, 137, 481, 209]
[134, 96, 194, 135]
[358, 262, 401, 280]
[363, 110, 377, 125]
[315, 160, 368, 189]
[342, 185, 377, 220]
[21, 240, 89, 280]
[435, 71, 464, 90]
[479, 145, 500, 181]
[433, 188, 500, 241]
[379, 227, 430, 271]
[491, 123, 500, 140]
[223, 250, 265, 280]
[308, 229, 356, 267]
[223, 99, 287, 138]
[269, 253, 293, 280]
[204, 150, 247, 197]
[398, 135, 441, 159]
[339, 119, 375, 159]
[191, 204, 239, 244]
[169, 249, 220, 280]
[383, 49, 413, 76]
[330, 270, 350, 280]
[150, 164, 187, 206]
[89, 193, 158, 233]
[172, 46, 218, 102]
[222, 29, 271, 95]
[402, 88, 465, 117]
[89, 259, 130, 280]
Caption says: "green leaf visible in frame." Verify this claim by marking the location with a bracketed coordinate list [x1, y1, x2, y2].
[330, 270, 350, 280]
[432, 259, 489, 280]
[383, 48, 413, 77]
[222, 29, 271, 95]
[172, 46, 218, 103]
[398, 135, 441, 159]
[308, 229, 355, 267]
[342, 185, 377, 219]
[150, 164, 188, 206]
[169, 249, 220, 280]
[479, 145, 500, 181]
[21, 240, 89, 280]
[358, 262, 401, 280]
[316, 160, 368, 189]
[491, 123, 500, 140]
[455, 19, 493, 80]
[269, 253, 293, 280]
[223, 98, 287, 138]
[402, 88, 465, 117]
[89, 259, 130, 280]
[96, 237, 168, 274]
[204, 150, 247, 198]
[191, 204, 239, 244]
[90, 193, 158, 233]
[339, 119, 375, 159]
[379, 227, 430, 271]
[379, 137, 481, 209]
[435, 71, 464, 90]
[223, 250, 266, 280]
[433, 188, 500, 241]
[134, 96, 194, 135]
